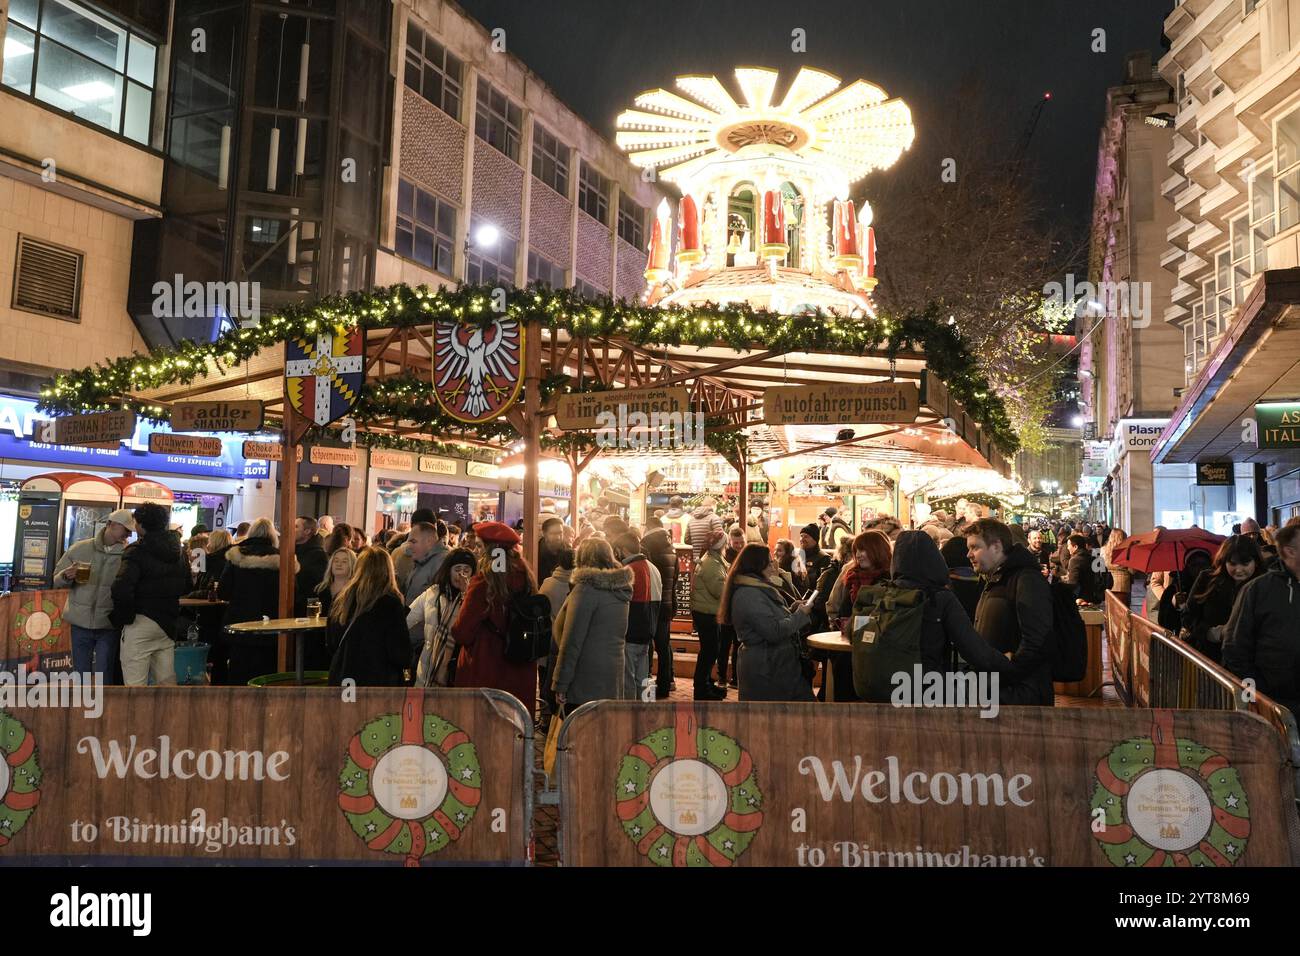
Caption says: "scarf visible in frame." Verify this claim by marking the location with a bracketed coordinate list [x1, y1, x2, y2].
[416, 586, 465, 688]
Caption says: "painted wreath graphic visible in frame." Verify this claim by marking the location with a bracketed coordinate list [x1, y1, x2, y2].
[0, 709, 42, 851]
[1091, 710, 1250, 867]
[338, 691, 481, 866]
[13, 596, 62, 655]
[616, 707, 763, 866]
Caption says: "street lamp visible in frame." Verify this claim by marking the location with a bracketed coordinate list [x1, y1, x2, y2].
[473, 223, 500, 249]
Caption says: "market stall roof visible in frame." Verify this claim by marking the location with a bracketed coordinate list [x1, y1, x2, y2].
[1152, 269, 1300, 467]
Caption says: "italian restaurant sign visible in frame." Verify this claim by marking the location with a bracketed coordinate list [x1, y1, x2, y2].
[171, 400, 264, 433]
[762, 382, 919, 426]
[0, 688, 530, 865]
[1255, 402, 1300, 449]
[559, 703, 1296, 867]
[555, 386, 692, 431]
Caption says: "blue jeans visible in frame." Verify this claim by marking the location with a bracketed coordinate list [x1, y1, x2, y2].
[71, 625, 118, 678]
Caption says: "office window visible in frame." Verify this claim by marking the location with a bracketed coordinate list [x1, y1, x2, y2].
[575, 278, 603, 300]
[1214, 249, 1232, 332]
[617, 194, 644, 248]
[531, 125, 569, 196]
[466, 216, 516, 284]
[395, 178, 456, 276]
[474, 80, 522, 162]
[2, 0, 157, 144]
[527, 250, 565, 288]
[404, 23, 462, 120]
[13, 235, 82, 320]
[578, 161, 609, 223]
[1250, 165, 1276, 273]
[1230, 212, 1251, 307]
[1275, 108, 1300, 230]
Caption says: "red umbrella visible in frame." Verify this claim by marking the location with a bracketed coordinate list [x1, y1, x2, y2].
[1109, 527, 1226, 573]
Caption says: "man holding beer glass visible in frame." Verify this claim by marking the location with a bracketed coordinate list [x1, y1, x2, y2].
[54, 508, 135, 678]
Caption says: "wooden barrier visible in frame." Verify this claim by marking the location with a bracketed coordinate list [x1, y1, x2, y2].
[0, 687, 531, 865]
[1104, 592, 1131, 704]
[1130, 616, 1161, 709]
[0, 589, 73, 672]
[557, 701, 1297, 867]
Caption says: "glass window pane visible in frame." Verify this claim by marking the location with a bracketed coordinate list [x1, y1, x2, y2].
[41, 0, 127, 72]
[127, 34, 156, 87]
[1279, 169, 1300, 230]
[1231, 215, 1249, 260]
[415, 188, 436, 226]
[2, 24, 36, 92]
[1278, 110, 1300, 172]
[9, 0, 39, 28]
[123, 79, 150, 143]
[398, 178, 413, 215]
[396, 227, 413, 259]
[35, 42, 123, 132]
[436, 238, 453, 275]
[436, 201, 455, 238]
[414, 228, 434, 267]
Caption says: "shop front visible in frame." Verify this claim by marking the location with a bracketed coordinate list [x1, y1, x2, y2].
[366, 448, 503, 534]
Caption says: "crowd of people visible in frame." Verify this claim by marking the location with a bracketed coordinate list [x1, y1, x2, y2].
[51, 498, 1300, 719]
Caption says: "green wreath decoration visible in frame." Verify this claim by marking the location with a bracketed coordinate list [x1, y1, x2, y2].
[0, 709, 42, 850]
[1091, 711, 1250, 867]
[615, 708, 763, 867]
[338, 694, 481, 866]
[13, 597, 62, 655]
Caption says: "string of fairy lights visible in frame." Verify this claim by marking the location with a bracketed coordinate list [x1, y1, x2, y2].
[35, 282, 1018, 456]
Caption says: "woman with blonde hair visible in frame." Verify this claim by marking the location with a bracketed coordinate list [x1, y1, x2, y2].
[327, 547, 410, 686]
[315, 546, 358, 617]
[551, 538, 633, 712]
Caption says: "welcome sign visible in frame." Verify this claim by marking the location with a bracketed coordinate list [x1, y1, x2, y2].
[558, 703, 1296, 867]
[0, 687, 531, 865]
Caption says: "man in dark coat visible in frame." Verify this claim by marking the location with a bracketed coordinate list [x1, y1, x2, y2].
[642, 521, 677, 700]
[1223, 523, 1300, 713]
[966, 518, 1055, 705]
[294, 516, 328, 615]
[111, 503, 191, 685]
[1062, 533, 1105, 605]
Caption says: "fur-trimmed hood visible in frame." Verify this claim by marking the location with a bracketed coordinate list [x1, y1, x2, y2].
[228, 540, 298, 573]
[571, 565, 634, 595]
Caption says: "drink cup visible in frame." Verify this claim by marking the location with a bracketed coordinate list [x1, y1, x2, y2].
[75, 563, 91, 584]
[307, 599, 322, 619]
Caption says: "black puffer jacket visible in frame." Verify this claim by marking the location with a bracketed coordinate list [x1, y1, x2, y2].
[221, 537, 297, 628]
[1223, 566, 1300, 713]
[891, 531, 1012, 682]
[110, 530, 191, 636]
[973, 544, 1055, 705]
[1184, 568, 1262, 663]
[642, 528, 677, 619]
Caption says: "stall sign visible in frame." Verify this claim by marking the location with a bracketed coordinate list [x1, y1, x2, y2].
[763, 382, 919, 425]
[148, 434, 223, 457]
[42, 411, 136, 446]
[171, 400, 264, 433]
[1255, 403, 1300, 449]
[466, 462, 500, 480]
[369, 449, 415, 471]
[241, 441, 303, 462]
[555, 386, 691, 431]
[1195, 461, 1234, 486]
[418, 456, 458, 476]
[309, 446, 359, 467]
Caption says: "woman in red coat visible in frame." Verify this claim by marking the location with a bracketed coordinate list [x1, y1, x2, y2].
[452, 522, 539, 718]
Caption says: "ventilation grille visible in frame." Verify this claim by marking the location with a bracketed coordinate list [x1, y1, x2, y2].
[13, 235, 83, 320]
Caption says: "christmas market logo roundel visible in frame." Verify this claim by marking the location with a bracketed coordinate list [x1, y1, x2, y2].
[1091, 710, 1250, 867]
[615, 707, 763, 866]
[338, 692, 481, 866]
[0, 709, 42, 851]
[13, 595, 62, 656]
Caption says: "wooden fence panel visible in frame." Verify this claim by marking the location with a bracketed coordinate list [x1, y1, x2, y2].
[0, 687, 531, 865]
[558, 702, 1297, 867]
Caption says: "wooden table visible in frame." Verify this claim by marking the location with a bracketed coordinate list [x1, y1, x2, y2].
[807, 630, 852, 702]
[226, 616, 327, 685]
[1055, 605, 1106, 698]
[180, 598, 229, 608]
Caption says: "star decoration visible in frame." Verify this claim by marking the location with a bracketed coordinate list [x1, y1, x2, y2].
[1123, 853, 1136, 864]
[460, 767, 473, 780]
[1225, 843, 1237, 855]
[1225, 794, 1239, 808]
[631, 825, 642, 837]
[456, 811, 467, 822]
[624, 780, 636, 794]
[365, 822, 376, 833]
[0, 820, 10, 829]
[658, 845, 669, 858]
[723, 839, 735, 851]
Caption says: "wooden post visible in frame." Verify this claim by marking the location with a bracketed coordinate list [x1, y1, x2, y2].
[568, 449, 580, 528]
[521, 319, 543, 573]
[277, 401, 301, 673]
[736, 446, 748, 539]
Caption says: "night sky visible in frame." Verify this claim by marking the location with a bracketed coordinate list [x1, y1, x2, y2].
[455, 0, 1173, 241]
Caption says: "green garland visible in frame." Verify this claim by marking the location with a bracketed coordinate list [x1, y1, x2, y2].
[36, 282, 1018, 454]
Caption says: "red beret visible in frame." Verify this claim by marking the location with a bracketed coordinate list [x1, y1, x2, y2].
[474, 521, 521, 547]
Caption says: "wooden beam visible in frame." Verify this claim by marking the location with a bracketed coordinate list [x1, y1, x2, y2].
[753, 418, 946, 464]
